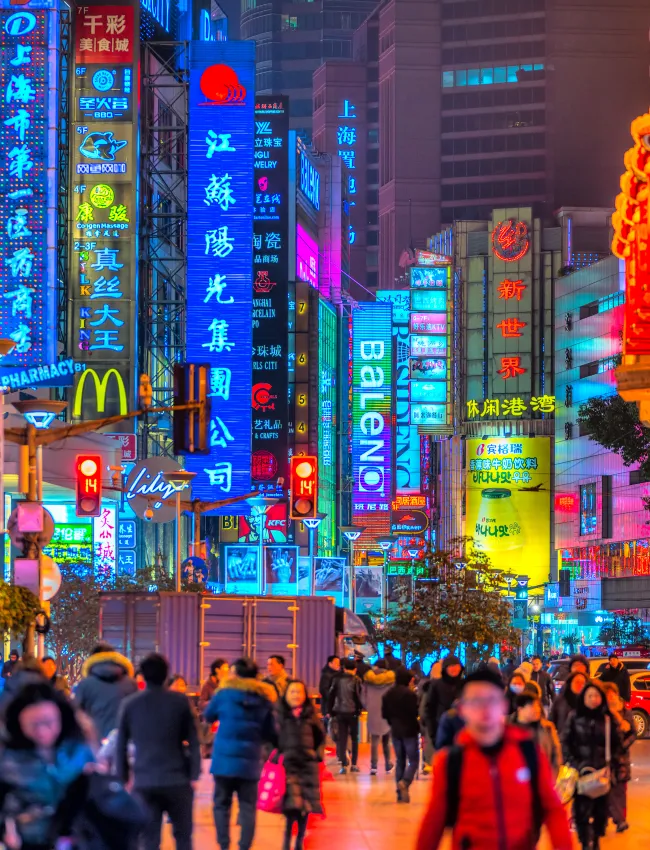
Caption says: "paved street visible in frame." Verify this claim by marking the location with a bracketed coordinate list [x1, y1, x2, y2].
[162, 741, 650, 849]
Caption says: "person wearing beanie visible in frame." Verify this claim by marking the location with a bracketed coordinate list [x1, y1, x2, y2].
[423, 655, 465, 746]
[509, 685, 562, 778]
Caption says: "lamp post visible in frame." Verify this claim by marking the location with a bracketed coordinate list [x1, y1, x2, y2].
[161, 470, 196, 592]
[339, 525, 365, 612]
[376, 535, 396, 619]
[247, 495, 278, 593]
[302, 512, 326, 595]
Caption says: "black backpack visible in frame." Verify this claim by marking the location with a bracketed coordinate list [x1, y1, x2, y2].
[445, 738, 543, 838]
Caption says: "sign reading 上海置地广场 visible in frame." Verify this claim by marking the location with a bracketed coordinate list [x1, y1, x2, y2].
[69, 4, 138, 427]
[184, 43, 255, 511]
[0, 2, 58, 374]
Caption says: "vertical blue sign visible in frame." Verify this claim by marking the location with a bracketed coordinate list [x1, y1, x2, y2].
[186, 43, 255, 508]
[0, 1, 57, 371]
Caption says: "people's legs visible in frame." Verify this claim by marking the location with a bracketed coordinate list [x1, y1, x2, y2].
[592, 795, 609, 839]
[138, 789, 165, 850]
[370, 734, 379, 770]
[392, 736, 406, 784]
[336, 715, 351, 766]
[236, 778, 259, 850]
[283, 813, 297, 850]
[295, 813, 308, 850]
[164, 784, 194, 850]
[422, 730, 434, 768]
[213, 776, 235, 850]
[608, 781, 626, 826]
[402, 737, 420, 786]
[382, 733, 392, 769]
[349, 715, 359, 766]
[573, 795, 593, 849]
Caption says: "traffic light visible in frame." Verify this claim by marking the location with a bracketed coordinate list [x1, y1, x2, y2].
[173, 363, 211, 454]
[290, 455, 318, 520]
[76, 454, 102, 517]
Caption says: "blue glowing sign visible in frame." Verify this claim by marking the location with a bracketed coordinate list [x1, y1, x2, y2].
[299, 149, 320, 211]
[409, 381, 447, 404]
[75, 65, 133, 122]
[141, 0, 170, 33]
[185, 42, 255, 510]
[117, 519, 136, 548]
[411, 403, 447, 426]
[0, 6, 56, 371]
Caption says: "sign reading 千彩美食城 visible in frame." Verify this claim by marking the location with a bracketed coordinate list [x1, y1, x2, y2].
[0, 0, 59, 375]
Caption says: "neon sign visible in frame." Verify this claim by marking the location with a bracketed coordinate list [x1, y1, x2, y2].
[491, 219, 530, 262]
[185, 43, 255, 509]
[466, 395, 556, 419]
[296, 223, 319, 289]
[0, 4, 57, 372]
[299, 149, 320, 211]
[93, 505, 116, 578]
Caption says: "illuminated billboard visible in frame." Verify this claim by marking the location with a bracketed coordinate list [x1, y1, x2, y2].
[465, 437, 550, 587]
[318, 299, 337, 554]
[0, 0, 58, 374]
[185, 43, 255, 508]
[352, 301, 393, 543]
[296, 222, 319, 290]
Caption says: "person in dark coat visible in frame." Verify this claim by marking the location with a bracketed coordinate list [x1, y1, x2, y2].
[423, 655, 464, 744]
[277, 681, 324, 850]
[317, 655, 340, 718]
[383, 648, 403, 672]
[569, 654, 589, 676]
[504, 671, 527, 715]
[198, 657, 230, 714]
[509, 686, 562, 778]
[382, 669, 420, 803]
[550, 670, 588, 735]
[599, 654, 632, 703]
[1, 649, 19, 679]
[561, 680, 623, 850]
[530, 655, 555, 708]
[602, 682, 635, 834]
[328, 659, 363, 773]
[501, 656, 516, 680]
[116, 653, 200, 850]
[74, 643, 137, 740]
[0, 658, 48, 720]
[435, 702, 465, 750]
[204, 657, 278, 850]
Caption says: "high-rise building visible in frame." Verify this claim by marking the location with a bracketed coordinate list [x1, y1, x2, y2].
[241, 0, 376, 130]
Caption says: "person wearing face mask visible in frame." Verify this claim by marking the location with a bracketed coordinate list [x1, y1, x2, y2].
[510, 683, 562, 778]
[505, 671, 527, 714]
[550, 671, 588, 735]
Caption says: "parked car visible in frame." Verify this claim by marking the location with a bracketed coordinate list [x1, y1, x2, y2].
[548, 657, 650, 694]
[627, 671, 650, 738]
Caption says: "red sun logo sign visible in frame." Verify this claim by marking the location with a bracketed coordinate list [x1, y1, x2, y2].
[199, 64, 246, 105]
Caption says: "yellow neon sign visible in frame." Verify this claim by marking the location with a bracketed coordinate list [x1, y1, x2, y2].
[466, 395, 555, 419]
[73, 368, 128, 417]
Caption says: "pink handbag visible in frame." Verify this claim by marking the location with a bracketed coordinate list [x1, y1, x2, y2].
[257, 751, 286, 813]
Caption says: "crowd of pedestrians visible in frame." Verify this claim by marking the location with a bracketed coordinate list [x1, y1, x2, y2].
[0, 644, 642, 849]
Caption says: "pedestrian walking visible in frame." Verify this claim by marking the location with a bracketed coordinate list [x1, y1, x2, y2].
[116, 653, 199, 850]
[277, 681, 325, 850]
[510, 684, 562, 778]
[204, 657, 278, 850]
[530, 655, 555, 709]
[362, 659, 395, 776]
[168, 675, 188, 694]
[420, 662, 442, 773]
[74, 643, 137, 741]
[435, 701, 465, 750]
[561, 680, 622, 850]
[501, 656, 516, 680]
[602, 682, 635, 834]
[486, 657, 503, 684]
[328, 658, 363, 774]
[198, 658, 230, 714]
[41, 657, 71, 699]
[423, 655, 464, 747]
[416, 669, 572, 850]
[569, 654, 590, 676]
[265, 655, 290, 699]
[317, 655, 339, 724]
[382, 669, 420, 803]
[505, 671, 527, 714]
[1, 648, 20, 679]
[383, 648, 403, 673]
[550, 671, 588, 735]
[0, 681, 95, 850]
[599, 654, 632, 703]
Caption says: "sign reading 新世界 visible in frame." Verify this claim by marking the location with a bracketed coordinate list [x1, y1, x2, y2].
[251, 96, 289, 488]
[69, 3, 138, 427]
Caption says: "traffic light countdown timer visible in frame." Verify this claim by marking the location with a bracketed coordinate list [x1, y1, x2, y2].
[75, 454, 102, 517]
[290, 456, 318, 520]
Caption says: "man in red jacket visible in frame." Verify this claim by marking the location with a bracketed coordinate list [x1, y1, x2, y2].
[416, 669, 572, 850]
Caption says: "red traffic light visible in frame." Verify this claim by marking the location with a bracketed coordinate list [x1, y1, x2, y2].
[290, 455, 318, 520]
[76, 454, 102, 517]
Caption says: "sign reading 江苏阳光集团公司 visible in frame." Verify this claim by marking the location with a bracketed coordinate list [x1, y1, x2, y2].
[184, 44, 255, 511]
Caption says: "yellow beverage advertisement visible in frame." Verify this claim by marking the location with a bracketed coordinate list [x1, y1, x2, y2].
[465, 437, 550, 586]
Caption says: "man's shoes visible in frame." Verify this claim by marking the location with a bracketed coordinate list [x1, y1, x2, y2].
[616, 821, 630, 833]
[370, 768, 377, 776]
[386, 763, 394, 773]
[397, 779, 410, 803]
[338, 767, 347, 775]
[350, 765, 360, 773]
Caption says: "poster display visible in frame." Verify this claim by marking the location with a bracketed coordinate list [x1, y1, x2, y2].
[223, 544, 260, 594]
[355, 566, 382, 614]
[264, 545, 298, 595]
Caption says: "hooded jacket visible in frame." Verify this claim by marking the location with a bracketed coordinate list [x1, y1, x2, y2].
[363, 667, 395, 737]
[424, 656, 465, 740]
[74, 651, 137, 739]
[416, 725, 572, 850]
[549, 672, 585, 736]
[560, 682, 623, 774]
[318, 664, 339, 715]
[204, 677, 278, 780]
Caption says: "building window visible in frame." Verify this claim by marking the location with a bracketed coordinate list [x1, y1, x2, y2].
[579, 291, 625, 319]
[282, 15, 298, 29]
[441, 63, 544, 88]
[579, 483, 597, 536]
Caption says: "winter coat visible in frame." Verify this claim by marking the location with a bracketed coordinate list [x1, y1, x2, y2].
[0, 669, 47, 720]
[204, 677, 278, 780]
[198, 677, 218, 716]
[424, 668, 465, 740]
[381, 684, 420, 739]
[328, 673, 363, 717]
[560, 692, 623, 775]
[318, 665, 338, 715]
[416, 726, 573, 850]
[363, 668, 395, 736]
[549, 672, 584, 735]
[509, 717, 562, 778]
[264, 671, 290, 699]
[383, 654, 403, 672]
[0, 739, 94, 847]
[435, 708, 465, 750]
[74, 651, 137, 740]
[612, 706, 636, 783]
[530, 669, 555, 706]
[599, 663, 632, 702]
[278, 702, 324, 816]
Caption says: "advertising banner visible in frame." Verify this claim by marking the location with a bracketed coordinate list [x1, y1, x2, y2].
[185, 42, 255, 508]
[296, 223, 319, 289]
[224, 544, 260, 594]
[465, 437, 551, 586]
[314, 556, 347, 599]
[387, 574, 413, 607]
[264, 545, 298, 595]
[355, 566, 382, 614]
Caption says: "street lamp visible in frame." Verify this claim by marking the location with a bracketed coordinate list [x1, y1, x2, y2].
[162, 470, 196, 592]
[339, 525, 365, 612]
[247, 495, 278, 593]
[302, 512, 326, 595]
[376, 535, 396, 618]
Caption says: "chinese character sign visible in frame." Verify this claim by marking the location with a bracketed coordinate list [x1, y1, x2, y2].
[0, 4, 57, 371]
[93, 505, 117, 577]
[186, 43, 255, 507]
[465, 437, 550, 586]
[352, 302, 393, 541]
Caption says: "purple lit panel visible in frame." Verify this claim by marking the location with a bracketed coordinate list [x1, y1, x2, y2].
[296, 223, 319, 290]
